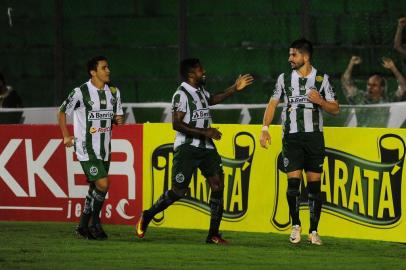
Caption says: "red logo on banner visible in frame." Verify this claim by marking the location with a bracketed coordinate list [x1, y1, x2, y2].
[0, 124, 143, 225]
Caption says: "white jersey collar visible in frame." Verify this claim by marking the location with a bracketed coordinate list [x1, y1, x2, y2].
[293, 66, 317, 79]
[181, 82, 204, 93]
[87, 79, 109, 92]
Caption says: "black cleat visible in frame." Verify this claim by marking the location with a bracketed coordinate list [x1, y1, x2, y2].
[75, 225, 95, 240]
[89, 224, 108, 240]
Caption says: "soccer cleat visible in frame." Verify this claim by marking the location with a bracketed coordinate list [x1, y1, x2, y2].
[135, 211, 151, 239]
[289, 225, 302, 244]
[206, 234, 229, 245]
[75, 225, 94, 240]
[308, 231, 322, 245]
[89, 224, 108, 240]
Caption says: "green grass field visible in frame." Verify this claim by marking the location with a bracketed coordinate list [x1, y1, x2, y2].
[0, 221, 405, 270]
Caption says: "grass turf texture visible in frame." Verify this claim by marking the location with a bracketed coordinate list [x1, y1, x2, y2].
[0, 221, 405, 270]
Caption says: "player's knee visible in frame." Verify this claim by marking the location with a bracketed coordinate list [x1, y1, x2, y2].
[208, 174, 224, 192]
[286, 177, 301, 197]
[95, 178, 109, 192]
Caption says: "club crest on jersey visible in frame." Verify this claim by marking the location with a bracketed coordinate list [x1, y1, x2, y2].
[89, 166, 98, 176]
[316, 75, 324, 82]
[88, 110, 114, 120]
[88, 100, 94, 106]
[100, 99, 107, 105]
[192, 109, 210, 121]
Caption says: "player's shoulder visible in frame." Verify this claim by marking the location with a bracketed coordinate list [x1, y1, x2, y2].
[69, 86, 83, 96]
[108, 84, 120, 94]
[313, 68, 330, 82]
[173, 85, 188, 98]
[276, 70, 292, 83]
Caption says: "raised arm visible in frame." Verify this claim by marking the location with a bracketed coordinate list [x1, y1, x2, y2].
[341, 56, 361, 98]
[209, 74, 254, 105]
[394, 17, 406, 59]
[382, 57, 406, 101]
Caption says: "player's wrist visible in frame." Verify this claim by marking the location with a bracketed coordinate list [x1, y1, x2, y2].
[261, 125, 269, 131]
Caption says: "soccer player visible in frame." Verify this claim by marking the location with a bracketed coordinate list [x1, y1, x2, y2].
[136, 58, 253, 244]
[57, 56, 124, 240]
[260, 39, 339, 245]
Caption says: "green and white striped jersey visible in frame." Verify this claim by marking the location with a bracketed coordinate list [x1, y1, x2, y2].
[271, 67, 336, 134]
[59, 80, 123, 161]
[171, 82, 213, 150]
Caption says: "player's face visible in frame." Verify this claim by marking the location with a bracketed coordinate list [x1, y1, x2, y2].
[288, 48, 305, 70]
[93, 60, 111, 84]
[367, 76, 384, 98]
[191, 64, 206, 86]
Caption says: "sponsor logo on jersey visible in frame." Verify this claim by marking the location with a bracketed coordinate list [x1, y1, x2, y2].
[66, 100, 74, 110]
[88, 110, 114, 120]
[192, 109, 211, 121]
[288, 95, 310, 104]
[89, 126, 111, 134]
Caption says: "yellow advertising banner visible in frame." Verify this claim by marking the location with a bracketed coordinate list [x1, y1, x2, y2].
[142, 123, 406, 242]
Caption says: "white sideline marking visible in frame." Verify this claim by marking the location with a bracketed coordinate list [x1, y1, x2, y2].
[0, 206, 63, 211]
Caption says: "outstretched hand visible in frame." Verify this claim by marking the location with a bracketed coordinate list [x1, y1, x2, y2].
[235, 74, 254, 91]
[381, 57, 395, 70]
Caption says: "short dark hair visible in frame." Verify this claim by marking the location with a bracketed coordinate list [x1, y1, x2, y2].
[87, 56, 108, 77]
[290, 38, 313, 59]
[180, 58, 201, 80]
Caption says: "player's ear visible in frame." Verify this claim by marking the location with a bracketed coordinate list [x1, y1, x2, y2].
[90, 70, 97, 77]
[303, 54, 310, 63]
